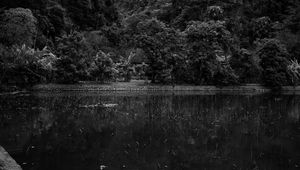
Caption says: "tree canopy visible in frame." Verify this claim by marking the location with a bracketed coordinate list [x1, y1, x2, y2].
[0, 0, 300, 89]
[0, 8, 37, 46]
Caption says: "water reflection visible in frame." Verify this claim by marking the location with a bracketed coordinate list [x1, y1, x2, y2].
[0, 92, 299, 170]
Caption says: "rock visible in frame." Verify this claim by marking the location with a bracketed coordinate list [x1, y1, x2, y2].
[0, 146, 22, 170]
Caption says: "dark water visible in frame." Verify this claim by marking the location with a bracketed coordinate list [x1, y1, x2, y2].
[0, 92, 300, 170]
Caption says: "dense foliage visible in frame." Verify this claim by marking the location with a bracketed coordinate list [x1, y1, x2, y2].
[0, 0, 300, 90]
[184, 20, 238, 85]
[0, 8, 37, 46]
[257, 39, 292, 88]
[135, 18, 186, 83]
[0, 45, 56, 88]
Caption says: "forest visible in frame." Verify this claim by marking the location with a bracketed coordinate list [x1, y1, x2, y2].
[0, 0, 299, 91]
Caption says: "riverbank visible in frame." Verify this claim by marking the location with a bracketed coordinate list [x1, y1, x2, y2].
[32, 80, 300, 93]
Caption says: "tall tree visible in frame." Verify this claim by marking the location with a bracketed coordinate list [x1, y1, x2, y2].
[0, 8, 37, 46]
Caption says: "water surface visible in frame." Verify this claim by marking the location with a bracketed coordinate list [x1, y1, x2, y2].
[0, 92, 299, 170]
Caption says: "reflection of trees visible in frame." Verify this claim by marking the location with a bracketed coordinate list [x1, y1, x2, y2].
[1, 93, 300, 170]
[25, 96, 119, 170]
[285, 95, 300, 121]
[118, 94, 300, 170]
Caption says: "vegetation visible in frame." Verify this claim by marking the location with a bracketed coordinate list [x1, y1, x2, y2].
[256, 39, 291, 88]
[0, 0, 300, 91]
[0, 45, 56, 90]
[184, 20, 238, 85]
[0, 8, 37, 46]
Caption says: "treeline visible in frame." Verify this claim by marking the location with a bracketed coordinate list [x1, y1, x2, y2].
[0, 0, 300, 90]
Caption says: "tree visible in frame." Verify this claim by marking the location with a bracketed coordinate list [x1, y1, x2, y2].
[66, 0, 118, 29]
[230, 48, 261, 83]
[89, 51, 116, 82]
[46, 3, 69, 37]
[250, 17, 273, 43]
[207, 5, 224, 20]
[171, 2, 207, 30]
[54, 31, 96, 83]
[135, 18, 186, 83]
[0, 0, 49, 10]
[184, 20, 238, 85]
[281, 1, 300, 61]
[243, 0, 295, 21]
[0, 8, 37, 46]
[257, 38, 291, 88]
[283, 1, 300, 33]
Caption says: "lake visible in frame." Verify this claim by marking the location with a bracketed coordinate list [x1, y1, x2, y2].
[0, 92, 299, 170]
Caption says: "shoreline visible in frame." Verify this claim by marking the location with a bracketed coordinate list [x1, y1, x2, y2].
[32, 82, 300, 93]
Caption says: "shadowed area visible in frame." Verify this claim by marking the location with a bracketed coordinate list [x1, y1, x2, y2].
[0, 92, 300, 170]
